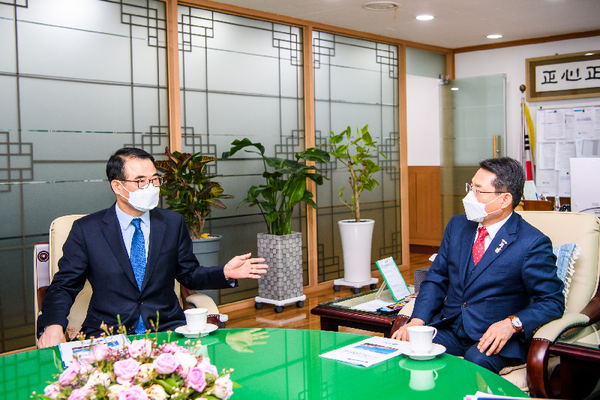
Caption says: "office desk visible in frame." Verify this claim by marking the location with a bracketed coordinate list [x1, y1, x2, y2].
[0, 329, 526, 400]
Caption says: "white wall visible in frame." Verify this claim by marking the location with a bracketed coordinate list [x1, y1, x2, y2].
[455, 36, 600, 160]
[406, 75, 441, 166]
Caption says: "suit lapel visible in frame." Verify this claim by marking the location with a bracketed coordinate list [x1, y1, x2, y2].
[101, 206, 138, 289]
[465, 213, 519, 290]
[142, 209, 166, 292]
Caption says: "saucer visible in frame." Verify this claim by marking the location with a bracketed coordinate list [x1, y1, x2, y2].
[400, 343, 446, 361]
[175, 323, 218, 338]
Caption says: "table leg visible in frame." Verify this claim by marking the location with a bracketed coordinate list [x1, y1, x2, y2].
[320, 317, 339, 332]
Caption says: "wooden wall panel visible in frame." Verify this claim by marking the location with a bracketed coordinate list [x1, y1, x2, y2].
[408, 166, 442, 246]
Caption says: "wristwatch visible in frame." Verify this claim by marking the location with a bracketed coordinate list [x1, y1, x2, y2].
[508, 315, 523, 333]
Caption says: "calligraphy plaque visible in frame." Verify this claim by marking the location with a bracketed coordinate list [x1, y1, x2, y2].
[526, 50, 600, 101]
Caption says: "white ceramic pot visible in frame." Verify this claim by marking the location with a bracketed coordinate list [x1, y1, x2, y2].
[338, 219, 375, 283]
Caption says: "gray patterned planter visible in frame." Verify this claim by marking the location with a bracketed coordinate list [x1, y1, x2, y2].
[256, 232, 304, 309]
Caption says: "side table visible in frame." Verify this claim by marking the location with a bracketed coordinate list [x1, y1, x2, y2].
[550, 321, 600, 399]
[310, 290, 399, 337]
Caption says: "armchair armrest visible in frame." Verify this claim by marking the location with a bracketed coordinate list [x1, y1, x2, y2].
[528, 312, 590, 398]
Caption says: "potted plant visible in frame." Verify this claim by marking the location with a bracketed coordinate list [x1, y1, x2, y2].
[327, 125, 386, 293]
[155, 147, 233, 303]
[222, 139, 330, 312]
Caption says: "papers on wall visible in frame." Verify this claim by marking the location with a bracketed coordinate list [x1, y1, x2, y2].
[58, 334, 129, 367]
[319, 336, 405, 367]
[535, 106, 600, 197]
[375, 257, 411, 302]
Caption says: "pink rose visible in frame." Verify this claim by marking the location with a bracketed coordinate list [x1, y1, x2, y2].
[160, 343, 185, 354]
[117, 385, 148, 400]
[58, 361, 81, 386]
[152, 353, 179, 375]
[129, 339, 153, 359]
[68, 387, 91, 400]
[198, 357, 218, 377]
[214, 374, 233, 400]
[44, 382, 61, 399]
[186, 367, 207, 393]
[114, 358, 141, 384]
[83, 344, 110, 363]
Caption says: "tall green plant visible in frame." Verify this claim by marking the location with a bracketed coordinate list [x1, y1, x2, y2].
[328, 125, 386, 222]
[222, 139, 330, 236]
[155, 147, 232, 239]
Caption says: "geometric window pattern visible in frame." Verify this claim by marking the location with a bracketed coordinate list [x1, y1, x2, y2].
[177, 5, 305, 305]
[0, 0, 168, 352]
[313, 31, 401, 283]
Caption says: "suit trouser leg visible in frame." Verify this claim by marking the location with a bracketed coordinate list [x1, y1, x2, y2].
[434, 327, 522, 374]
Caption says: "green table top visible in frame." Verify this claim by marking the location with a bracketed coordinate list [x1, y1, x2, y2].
[0, 328, 527, 400]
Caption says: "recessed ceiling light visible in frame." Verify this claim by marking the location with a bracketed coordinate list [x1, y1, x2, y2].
[451, 87, 459, 91]
[487, 34, 503, 39]
[363, 1, 400, 11]
[585, 52, 595, 56]
[416, 14, 434, 21]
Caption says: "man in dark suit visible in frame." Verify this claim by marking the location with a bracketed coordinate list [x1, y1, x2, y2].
[37, 147, 268, 348]
[392, 157, 564, 372]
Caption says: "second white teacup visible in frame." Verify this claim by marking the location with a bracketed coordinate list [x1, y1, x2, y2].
[407, 325, 437, 353]
[184, 308, 208, 332]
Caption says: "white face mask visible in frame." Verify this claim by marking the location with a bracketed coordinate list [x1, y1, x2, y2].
[462, 190, 504, 223]
[118, 182, 159, 212]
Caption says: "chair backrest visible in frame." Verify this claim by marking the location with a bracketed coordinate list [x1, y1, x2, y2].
[38, 214, 183, 339]
[517, 211, 600, 313]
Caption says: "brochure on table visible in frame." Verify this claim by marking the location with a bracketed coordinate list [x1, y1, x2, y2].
[319, 336, 405, 367]
[58, 334, 129, 367]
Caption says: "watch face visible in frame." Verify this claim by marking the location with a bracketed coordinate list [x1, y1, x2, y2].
[512, 317, 522, 328]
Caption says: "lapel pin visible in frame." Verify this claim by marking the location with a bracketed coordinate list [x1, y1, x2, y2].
[494, 239, 507, 253]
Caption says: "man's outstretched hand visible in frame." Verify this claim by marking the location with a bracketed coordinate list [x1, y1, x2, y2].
[223, 253, 268, 280]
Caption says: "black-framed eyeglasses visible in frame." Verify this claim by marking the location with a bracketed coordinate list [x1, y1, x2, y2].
[465, 183, 501, 197]
[122, 176, 163, 189]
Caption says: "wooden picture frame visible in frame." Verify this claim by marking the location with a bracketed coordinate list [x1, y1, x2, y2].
[526, 50, 600, 102]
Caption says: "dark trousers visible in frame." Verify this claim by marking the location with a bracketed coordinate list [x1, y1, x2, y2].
[433, 316, 523, 374]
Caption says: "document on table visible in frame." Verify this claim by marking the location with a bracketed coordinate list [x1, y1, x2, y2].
[375, 257, 411, 302]
[319, 336, 404, 367]
[58, 334, 129, 367]
[350, 299, 392, 312]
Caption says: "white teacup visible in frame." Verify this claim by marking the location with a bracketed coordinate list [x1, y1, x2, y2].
[407, 325, 437, 353]
[184, 308, 208, 332]
[409, 369, 438, 391]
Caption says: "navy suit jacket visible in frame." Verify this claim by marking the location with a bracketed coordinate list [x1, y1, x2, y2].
[38, 205, 232, 337]
[412, 212, 565, 361]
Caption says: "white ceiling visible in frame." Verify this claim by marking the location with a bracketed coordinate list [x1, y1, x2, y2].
[210, 0, 600, 49]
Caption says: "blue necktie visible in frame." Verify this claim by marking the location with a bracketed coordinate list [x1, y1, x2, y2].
[130, 218, 146, 334]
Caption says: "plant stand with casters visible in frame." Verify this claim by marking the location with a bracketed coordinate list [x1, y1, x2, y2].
[333, 278, 378, 294]
[254, 295, 306, 313]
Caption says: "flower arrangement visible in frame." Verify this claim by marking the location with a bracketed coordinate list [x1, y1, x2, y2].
[33, 333, 237, 400]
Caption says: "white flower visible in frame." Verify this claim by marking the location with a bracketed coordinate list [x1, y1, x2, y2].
[107, 383, 127, 400]
[135, 363, 155, 383]
[174, 352, 199, 377]
[43, 382, 61, 399]
[83, 370, 112, 390]
[145, 384, 167, 400]
[214, 374, 234, 400]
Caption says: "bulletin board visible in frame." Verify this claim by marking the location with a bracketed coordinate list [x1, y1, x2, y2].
[535, 106, 600, 197]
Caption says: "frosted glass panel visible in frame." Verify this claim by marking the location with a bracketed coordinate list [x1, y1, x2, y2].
[0, 0, 168, 352]
[406, 47, 446, 79]
[178, 5, 305, 304]
[313, 31, 401, 283]
[440, 74, 506, 228]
